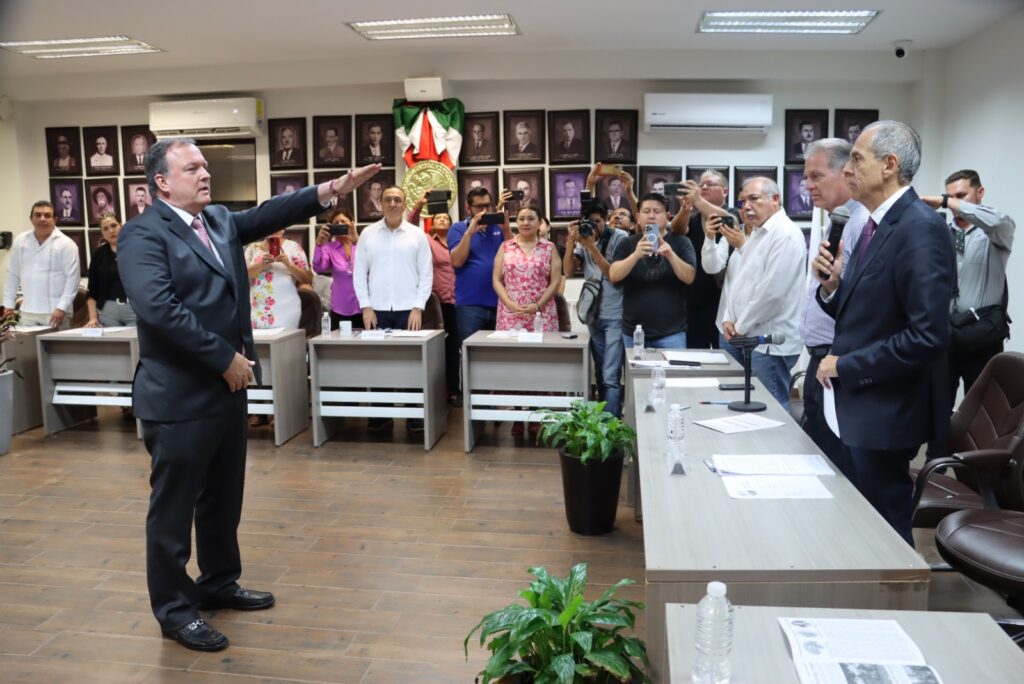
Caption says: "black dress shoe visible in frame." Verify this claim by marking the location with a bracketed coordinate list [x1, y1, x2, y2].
[200, 586, 275, 611]
[162, 618, 228, 651]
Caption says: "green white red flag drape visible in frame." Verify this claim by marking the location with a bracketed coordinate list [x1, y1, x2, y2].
[393, 98, 464, 169]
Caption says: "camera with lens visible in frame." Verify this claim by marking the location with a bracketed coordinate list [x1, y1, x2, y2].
[577, 190, 600, 238]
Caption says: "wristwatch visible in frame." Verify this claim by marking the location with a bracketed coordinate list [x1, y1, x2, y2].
[940, 193, 950, 209]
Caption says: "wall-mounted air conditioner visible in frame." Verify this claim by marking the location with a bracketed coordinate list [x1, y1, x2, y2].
[149, 97, 264, 139]
[643, 93, 773, 133]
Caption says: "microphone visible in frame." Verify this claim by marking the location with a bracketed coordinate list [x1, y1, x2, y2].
[819, 206, 851, 279]
[729, 333, 785, 348]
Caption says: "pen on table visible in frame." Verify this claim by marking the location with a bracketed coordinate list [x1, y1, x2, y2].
[702, 459, 719, 474]
[699, 400, 731, 405]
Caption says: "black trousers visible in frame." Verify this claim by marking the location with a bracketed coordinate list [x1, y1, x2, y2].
[142, 393, 248, 631]
[951, 338, 1003, 398]
[375, 309, 410, 330]
[440, 302, 460, 396]
[686, 305, 720, 349]
[846, 445, 918, 547]
[801, 352, 853, 480]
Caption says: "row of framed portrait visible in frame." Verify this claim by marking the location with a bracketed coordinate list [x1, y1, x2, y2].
[47, 177, 153, 228]
[783, 108, 880, 165]
[45, 125, 156, 178]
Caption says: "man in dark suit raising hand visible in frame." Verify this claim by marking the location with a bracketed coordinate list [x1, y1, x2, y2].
[813, 121, 955, 546]
[118, 137, 380, 651]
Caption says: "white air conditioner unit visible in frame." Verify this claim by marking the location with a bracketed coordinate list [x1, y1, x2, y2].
[149, 97, 264, 139]
[643, 93, 773, 133]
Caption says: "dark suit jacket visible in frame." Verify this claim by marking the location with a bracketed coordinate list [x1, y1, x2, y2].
[117, 187, 324, 422]
[790, 142, 808, 159]
[509, 142, 538, 157]
[555, 138, 585, 157]
[278, 148, 301, 163]
[818, 187, 955, 450]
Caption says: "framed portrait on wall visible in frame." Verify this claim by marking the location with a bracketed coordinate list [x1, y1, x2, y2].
[270, 173, 309, 198]
[594, 110, 638, 164]
[121, 125, 156, 175]
[46, 127, 81, 177]
[462, 112, 499, 166]
[84, 179, 121, 227]
[355, 168, 395, 223]
[355, 114, 395, 167]
[501, 168, 545, 222]
[733, 166, 778, 207]
[49, 178, 84, 226]
[785, 109, 828, 164]
[123, 179, 153, 220]
[62, 229, 88, 277]
[83, 126, 120, 177]
[312, 115, 351, 169]
[639, 166, 682, 214]
[313, 171, 355, 223]
[269, 117, 306, 170]
[547, 110, 590, 166]
[834, 109, 879, 145]
[783, 165, 814, 220]
[547, 167, 589, 221]
[503, 110, 545, 165]
[456, 168, 498, 220]
[595, 165, 637, 213]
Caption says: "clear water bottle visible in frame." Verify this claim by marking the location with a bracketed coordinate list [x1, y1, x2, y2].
[533, 310, 544, 333]
[667, 402, 687, 474]
[650, 365, 666, 406]
[692, 581, 734, 684]
[632, 324, 645, 360]
[321, 311, 331, 337]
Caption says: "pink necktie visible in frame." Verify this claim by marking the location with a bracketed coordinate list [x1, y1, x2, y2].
[856, 218, 877, 262]
[191, 216, 214, 252]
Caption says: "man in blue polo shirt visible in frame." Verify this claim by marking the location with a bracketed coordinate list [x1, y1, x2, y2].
[448, 187, 513, 395]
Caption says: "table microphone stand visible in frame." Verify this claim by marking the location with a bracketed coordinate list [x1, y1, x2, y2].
[728, 345, 766, 412]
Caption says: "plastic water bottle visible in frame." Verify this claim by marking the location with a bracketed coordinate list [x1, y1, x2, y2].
[650, 365, 666, 406]
[667, 403, 687, 474]
[632, 324, 645, 360]
[533, 310, 544, 333]
[321, 311, 331, 337]
[692, 581, 734, 684]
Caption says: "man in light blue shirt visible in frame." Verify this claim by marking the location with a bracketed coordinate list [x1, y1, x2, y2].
[799, 138, 868, 478]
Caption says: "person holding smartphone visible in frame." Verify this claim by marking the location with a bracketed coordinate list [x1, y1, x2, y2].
[245, 229, 311, 330]
[609, 193, 697, 349]
[313, 208, 361, 330]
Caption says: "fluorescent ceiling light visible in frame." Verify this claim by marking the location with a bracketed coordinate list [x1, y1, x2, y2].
[698, 10, 879, 35]
[349, 14, 518, 41]
[0, 36, 161, 59]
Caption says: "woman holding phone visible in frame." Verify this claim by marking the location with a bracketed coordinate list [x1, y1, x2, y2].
[312, 208, 362, 330]
[245, 229, 311, 329]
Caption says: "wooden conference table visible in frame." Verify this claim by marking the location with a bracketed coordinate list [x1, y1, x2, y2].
[461, 330, 590, 452]
[309, 329, 446, 451]
[665, 604, 1024, 683]
[2, 325, 52, 434]
[633, 376, 930, 681]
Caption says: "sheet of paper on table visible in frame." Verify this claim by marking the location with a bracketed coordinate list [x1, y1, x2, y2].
[665, 377, 720, 388]
[661, 350, 731, 365]
[487, 331, 515, 338]
[252, 328, 285, 338]
[359, 330, 387, 340]
[517, 332, 544, 343]
[712, 453, 835, 477]
[12, 325, 52, 333]
[721, 475, 833, 499]
[695, 414, 785, 434]
[777, 617, 942, 684]
[389, 330, 432, 337]
[630, 359, 671, 368]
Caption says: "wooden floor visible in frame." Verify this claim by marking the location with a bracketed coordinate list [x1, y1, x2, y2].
[0, 408, 1018, 683]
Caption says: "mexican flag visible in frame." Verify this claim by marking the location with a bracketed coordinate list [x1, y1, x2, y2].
[393, 98, 465, 169]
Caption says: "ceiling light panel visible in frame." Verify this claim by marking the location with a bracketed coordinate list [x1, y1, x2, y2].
[0, 36, 161, 59]
[698, 10, 879, 35]
[349, 14, 518, 41]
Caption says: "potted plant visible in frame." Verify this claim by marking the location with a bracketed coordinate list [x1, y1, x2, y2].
[465, 562, 649, 683]
[537, 400, 636, 535]
[0, 307, 20, 456]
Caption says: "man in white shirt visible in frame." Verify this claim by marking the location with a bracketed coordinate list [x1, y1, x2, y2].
[353, 185, 433, 332]
[722, 177, 806, 409]
[3, 201, 81, 328]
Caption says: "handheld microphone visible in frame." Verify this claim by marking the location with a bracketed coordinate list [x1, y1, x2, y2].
[729, 333, 785, 348]
[818, 206, 851, 279]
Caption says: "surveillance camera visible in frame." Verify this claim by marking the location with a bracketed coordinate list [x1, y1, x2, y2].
[893, 40, 913, 59]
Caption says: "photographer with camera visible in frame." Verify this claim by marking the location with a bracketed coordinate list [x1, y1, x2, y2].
[609, 193, 697, 350]
[313, 208, 362, 330]
[564, 198, 628, 417]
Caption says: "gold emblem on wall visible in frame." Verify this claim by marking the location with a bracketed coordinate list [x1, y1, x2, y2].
[401, 160, 457, 215]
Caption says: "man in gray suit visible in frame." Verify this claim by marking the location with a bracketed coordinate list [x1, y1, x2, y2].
[118, 137, 379, 651]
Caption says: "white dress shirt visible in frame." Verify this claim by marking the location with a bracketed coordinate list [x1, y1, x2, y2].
[701, 234, 743, 335]
[724, 209, 806, 356]
[3, 228, 80, 314]
[353, 219, 433, 312]
[159, 199, 225, 267]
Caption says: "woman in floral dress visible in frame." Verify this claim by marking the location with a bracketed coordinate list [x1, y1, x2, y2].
[245, 230, 312, 330]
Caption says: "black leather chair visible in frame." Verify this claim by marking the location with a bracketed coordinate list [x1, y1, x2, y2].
[554, 294, 571, 333]
[422, 293, 444, 331]
[297, 287, 323, 339]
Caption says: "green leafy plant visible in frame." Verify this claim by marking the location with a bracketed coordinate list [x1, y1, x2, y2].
[0, 307, 18, 339]
[465, 563, 649, 684]
[537, 400, 636, 465]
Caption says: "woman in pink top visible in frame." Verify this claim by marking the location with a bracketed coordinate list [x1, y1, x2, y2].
[312, 208, 361, 329]
[493, 205, 561, 333]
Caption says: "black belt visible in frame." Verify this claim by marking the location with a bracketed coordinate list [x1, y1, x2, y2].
[807, 344, 831, 357]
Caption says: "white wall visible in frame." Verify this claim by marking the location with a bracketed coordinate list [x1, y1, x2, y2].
[939, 9, 1024, 351]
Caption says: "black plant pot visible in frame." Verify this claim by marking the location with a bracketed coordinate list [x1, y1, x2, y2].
[559, 449, 624, 535]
